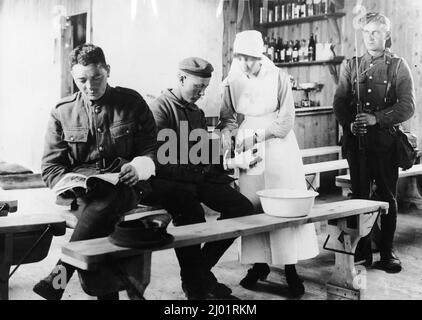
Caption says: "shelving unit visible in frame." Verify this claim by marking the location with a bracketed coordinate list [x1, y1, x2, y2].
[255, 12, 346, 28]
[276, 55, 344, 68]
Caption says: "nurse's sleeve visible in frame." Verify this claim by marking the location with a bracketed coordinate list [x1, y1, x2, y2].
[266, 70, 295, 139]
[215, 83, 240, 132]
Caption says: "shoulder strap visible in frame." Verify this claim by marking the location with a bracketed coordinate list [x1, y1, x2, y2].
[385, 57, 402, 98]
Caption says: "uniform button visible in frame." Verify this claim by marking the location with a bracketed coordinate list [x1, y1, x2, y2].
[368, 89, 372, 93]
[384, 80, 387, 84]
[370, 63, 374, 67]
[97, 128, 103, 133]
[99, 146, 104, 152]
[70, 136, 74, 141]
[126, 129, 130, 134]
[95, 108, 101, 114]
[366, 102, 371, 106]
[369, 76, 373, 80]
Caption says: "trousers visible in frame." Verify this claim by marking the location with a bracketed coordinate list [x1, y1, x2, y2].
[144, 178, 254, 284]
[346, 144, 399, 258]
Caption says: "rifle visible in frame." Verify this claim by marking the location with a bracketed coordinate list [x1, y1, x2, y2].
[354, 32, 368, 199]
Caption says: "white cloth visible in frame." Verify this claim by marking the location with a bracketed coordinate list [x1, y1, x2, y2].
[226, 56, 319, 265]
[129, 156, 156, 181]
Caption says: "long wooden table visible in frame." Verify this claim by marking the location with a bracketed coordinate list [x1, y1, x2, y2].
[0, 214, 66, 300]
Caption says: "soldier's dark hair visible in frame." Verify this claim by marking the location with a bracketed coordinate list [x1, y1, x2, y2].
[69, 44, 107, 69]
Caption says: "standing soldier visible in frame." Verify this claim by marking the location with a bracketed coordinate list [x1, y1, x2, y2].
[333, 12, 415, 273]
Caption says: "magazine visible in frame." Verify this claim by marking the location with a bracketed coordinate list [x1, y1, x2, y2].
[52, 172, 120, 196]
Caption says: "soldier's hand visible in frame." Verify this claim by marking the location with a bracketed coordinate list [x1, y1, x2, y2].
[351, 122, 367, 136]
[119, 164, 139, 187]
[355, 113, 377, 127]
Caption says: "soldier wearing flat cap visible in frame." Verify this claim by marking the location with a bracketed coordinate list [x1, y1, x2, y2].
[334, 12, 416, 273]
[147, 57, 257, 300]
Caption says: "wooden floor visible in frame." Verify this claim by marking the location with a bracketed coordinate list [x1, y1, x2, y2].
[1, 188, 422, 300]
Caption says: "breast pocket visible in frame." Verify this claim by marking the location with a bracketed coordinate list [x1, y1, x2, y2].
[63, 128, 89, 162]
[110, 121, 136, 157]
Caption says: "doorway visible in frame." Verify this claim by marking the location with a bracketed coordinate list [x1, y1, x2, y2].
[61, 12, 88, 98]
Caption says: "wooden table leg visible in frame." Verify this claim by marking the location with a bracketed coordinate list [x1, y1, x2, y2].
[326, 211, 380, 300]
[0, 264, 10, 300]
[0, 233, 13, 300]
[397, 177, 422, 209]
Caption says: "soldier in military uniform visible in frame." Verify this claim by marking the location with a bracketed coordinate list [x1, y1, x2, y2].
[334, 13, 415, 273]
[33, 44, 158, 299]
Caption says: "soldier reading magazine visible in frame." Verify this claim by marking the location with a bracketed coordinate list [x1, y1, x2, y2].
[33, 44, 158, 300]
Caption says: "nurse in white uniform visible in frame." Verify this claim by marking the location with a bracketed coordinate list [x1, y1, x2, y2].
[217, 30, 319, 297]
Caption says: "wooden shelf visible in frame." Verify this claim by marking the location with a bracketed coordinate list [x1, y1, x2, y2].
[275, 56, 345, 68]
[295, 106, 333, 117]
[255, 12, 346, 28]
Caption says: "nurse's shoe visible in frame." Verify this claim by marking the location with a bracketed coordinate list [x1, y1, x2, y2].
[239, 263, 270, 289]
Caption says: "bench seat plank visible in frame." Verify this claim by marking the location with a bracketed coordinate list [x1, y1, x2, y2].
[301, 146, 341, 158]
[304, 159, 348, 175]
[336, 163, 422, 186]
[62, 199, 388, 270]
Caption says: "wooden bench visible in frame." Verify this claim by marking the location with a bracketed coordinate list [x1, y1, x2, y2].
[61, 199, 388, 300]
[0, 214, 66, 300]
[336, 163, 422, 209]
[303, 159, 349, 190]
[300, 146, 342, 159]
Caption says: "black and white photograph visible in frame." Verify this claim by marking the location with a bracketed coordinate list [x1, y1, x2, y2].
[0, 0, 421, 305]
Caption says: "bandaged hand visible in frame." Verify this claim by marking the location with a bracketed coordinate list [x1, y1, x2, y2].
[225, 148, 263, 170]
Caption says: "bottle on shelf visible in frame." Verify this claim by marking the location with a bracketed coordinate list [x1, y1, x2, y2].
[306, 0, 314, 16]
[295, 0, 301, 19]
[274, 0, 281, 22]
[313, 0, 321, 15]
[308, 33, 315, 61]
[275, 37, 283, 62]
[301, 39, 309, 61]
[286, 1, 292, 20]
[263, 36, 269, 56]
[280, 39, 286, 63]
[268, 0, 274, 23]
[281, 0, 286, 21]
[321, 0, 328, 14]
[286, 40, 293, 63]
[300, 0, 307, 17]
[269, 33, 277, 61]
[314, 34, 319, 61]
[259, 0, 268, 24]
[292, 40, 300, 62]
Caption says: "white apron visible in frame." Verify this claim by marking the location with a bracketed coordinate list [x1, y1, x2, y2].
[227, 57, 319, 265]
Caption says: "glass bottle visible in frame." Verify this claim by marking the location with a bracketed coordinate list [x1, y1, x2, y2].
[308, 33, 315, 61]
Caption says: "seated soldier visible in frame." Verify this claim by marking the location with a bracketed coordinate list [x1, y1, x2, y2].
[147, 57, 258, 300]
[33, 44, 158, 300]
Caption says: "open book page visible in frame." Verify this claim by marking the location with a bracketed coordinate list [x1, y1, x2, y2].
[53, 173, 120, 197]
[52, 173, 88, 196]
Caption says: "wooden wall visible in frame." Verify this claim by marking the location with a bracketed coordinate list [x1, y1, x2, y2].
[0, 0, 92, 170]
